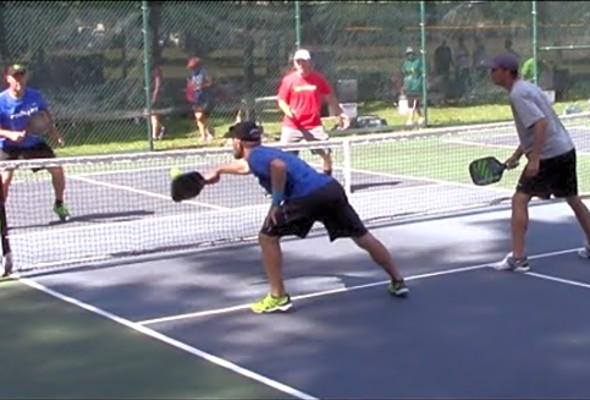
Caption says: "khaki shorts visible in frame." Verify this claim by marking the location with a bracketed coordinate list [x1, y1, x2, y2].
[280, 126, 331, 156]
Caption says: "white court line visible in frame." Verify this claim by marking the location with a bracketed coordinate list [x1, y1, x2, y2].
[444, 138, 517, 151]
[70, 175, 229, 211]
[445, 138, 590, 156]
[315, 162, 513, 196]
[525, 271, 590, 291]
[19, 277, 319, 400]
[137, 247, 580, 326]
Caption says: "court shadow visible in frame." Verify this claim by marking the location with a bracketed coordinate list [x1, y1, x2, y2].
[10, 210, 155, 230]
[51, 210, 156, 225]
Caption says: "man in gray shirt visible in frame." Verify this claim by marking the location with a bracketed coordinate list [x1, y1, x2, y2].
[486, 52, 590, 271]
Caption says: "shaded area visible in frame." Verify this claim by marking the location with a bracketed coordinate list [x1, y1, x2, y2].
[0, 280, 296, 400]
[157, 267, 590, 399]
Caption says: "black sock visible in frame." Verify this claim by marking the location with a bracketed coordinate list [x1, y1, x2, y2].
[55, 199, 63, 206]
[323, 169, 332, 176]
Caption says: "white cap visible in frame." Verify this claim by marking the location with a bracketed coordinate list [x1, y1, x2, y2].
[405, 46, 415, 54]
[293, 49, 311, 61]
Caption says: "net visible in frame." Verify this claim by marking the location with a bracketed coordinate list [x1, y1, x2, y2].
[3, 112, 590, 274]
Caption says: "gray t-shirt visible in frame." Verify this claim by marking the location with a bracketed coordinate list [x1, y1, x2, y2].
[509, 79, 574, 159]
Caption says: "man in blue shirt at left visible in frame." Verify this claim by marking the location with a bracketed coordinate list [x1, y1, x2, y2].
[0, 64, 70, 221]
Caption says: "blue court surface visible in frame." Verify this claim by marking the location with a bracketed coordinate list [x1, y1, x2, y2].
[19, 199, 590, 399]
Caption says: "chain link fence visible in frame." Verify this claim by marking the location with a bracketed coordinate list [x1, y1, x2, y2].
[0, 1, 588, 156]
[0, 1, 147, 154]
[424, 1, 531, 107]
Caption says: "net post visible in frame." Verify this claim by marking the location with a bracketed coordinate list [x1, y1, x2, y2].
[342, 139, 352, 197]
[0, 171, 13, 277]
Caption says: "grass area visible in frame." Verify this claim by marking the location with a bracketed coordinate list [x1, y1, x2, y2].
[0, 279, 294, 399]
[52, 100, 585, 158]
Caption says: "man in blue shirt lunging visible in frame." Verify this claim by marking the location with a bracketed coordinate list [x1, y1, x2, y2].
[203, 121, 409, 313]
[0, 64, 70, 221]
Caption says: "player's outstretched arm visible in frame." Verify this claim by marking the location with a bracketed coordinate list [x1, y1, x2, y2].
[203, 159, 251, 183]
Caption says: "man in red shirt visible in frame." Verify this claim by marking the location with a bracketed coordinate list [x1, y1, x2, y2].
[277, 48, 350, 176]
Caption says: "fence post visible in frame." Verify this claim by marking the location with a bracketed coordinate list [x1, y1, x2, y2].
[531, 0, 538, 85]
[420, 1, 428, 126]
[142, 0, 154, 151]
[294, 0, 301, 49]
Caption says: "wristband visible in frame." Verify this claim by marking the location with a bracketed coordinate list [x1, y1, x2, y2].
[271, 190, 285, 206]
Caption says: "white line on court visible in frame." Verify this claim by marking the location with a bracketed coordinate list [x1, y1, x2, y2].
[444, 138, 517, 151]
[19, 277, 319, 400]
[314, 162, 513, 195]
[70, 175, 229, 211]
[136, 247, 581, 326]
[444, 137, 590, 156]
[524, 271, 590, 291]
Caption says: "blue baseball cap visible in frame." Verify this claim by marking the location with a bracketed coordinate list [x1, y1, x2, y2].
[484, 52, 519, 72]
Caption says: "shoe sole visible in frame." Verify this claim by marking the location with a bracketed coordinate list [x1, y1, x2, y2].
[389, 287, 409, 297]
[514, 266, 531, 272]
[251, 302, 293, 314]
[493, 264, 530, 272]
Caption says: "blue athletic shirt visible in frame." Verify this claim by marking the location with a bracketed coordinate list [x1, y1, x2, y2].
[0, 87, 49, 149]
[247, 146, 333, 199]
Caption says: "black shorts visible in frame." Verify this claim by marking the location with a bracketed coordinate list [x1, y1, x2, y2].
[0, 141, 56, 172]
[517, 149, 578, 199]
[261, 180, 368, 241]
[192, 91, 214, 115]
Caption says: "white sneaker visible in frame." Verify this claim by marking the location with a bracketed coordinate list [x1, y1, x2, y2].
[493, 253, 531, 272]
[577, 243, 590, 259]
[417, 117, 425, 125]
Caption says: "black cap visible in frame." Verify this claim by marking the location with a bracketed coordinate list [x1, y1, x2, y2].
[225, 121, 263, 142]
[5, 64, 27, 76]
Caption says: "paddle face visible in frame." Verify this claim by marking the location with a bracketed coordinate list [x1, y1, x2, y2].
[25, 111, 52, 135]
[469, 156, 507, 186]
[171, 171, 206, 202]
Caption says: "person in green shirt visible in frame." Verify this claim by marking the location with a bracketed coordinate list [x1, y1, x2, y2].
[400, 46, 424, 126]
[521, 57, 535, 82]
[521, 57, 553, 83]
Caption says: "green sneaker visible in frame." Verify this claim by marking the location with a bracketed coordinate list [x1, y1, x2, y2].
[388, 279, 409, 297]
[53, 202, 70, 222]
[251, 293, 292, 314]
